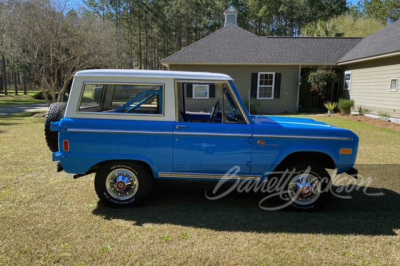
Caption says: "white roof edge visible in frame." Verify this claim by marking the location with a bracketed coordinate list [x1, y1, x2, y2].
[74, 69, 232, 80]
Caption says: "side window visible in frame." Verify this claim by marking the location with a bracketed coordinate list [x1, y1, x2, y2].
[79, 84, 104, 110]
[389, 78, 398, 92]
[344, 71, 352, 91]
[79, 83, 163, 115]
[112, 85, 163, 114]
[176, 81, 245, 123]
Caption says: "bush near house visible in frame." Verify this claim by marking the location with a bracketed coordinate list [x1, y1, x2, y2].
[338, 98, 354, 115]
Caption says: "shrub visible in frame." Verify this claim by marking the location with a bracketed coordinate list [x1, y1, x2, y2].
[358, 106, 370, 115]
[32, 91, 59, 100]
[244, 99, 261, 114]
[338, 98, 354, 115]
[32, 91, 68, 101]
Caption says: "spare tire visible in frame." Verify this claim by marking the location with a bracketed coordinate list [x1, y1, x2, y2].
[45, 102, 67, 152]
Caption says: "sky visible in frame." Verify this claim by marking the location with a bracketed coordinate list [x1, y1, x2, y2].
[348, 0, 359, 6]
[67, 0, 361, 11]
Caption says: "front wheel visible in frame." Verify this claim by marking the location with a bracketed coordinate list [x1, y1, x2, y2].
[281, 161, 332, 211]
[94, 161, 152, 207]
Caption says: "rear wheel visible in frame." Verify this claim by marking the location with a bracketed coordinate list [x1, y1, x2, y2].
[94, 161, 152, 207]
[281, 160, 332, 211]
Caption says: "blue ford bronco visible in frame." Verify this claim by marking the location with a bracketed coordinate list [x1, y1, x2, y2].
[45, 69, 359, 211]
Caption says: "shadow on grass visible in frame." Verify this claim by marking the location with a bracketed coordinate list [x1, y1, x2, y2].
[93, 165, 400, 236]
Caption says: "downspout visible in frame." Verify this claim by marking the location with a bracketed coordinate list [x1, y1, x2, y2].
[296, 65, 301, 112]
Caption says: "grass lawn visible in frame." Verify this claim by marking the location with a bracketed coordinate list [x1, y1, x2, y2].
[0, 90, 46, 106]
[0, 114, 399, 265]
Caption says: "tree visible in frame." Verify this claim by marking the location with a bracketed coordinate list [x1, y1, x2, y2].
[362, 0, 400, 23]
[308, 68, 338, 95]
[0, 0, 117, 104]
[302, 14, 386, 37]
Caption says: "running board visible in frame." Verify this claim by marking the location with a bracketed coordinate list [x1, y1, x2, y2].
[158, 172, 261, 181]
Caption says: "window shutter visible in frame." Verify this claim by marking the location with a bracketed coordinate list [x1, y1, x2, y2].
[209, 84, 215, 98]
[186, 84, 193, 97]
[251, 73, 258, 98]
[274, 73, 281, 99]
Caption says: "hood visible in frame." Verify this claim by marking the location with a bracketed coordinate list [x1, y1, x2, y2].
[250, 115, 358, 141]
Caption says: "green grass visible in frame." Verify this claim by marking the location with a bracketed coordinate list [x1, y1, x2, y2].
[0, 90, 46, 106]
[0, 114, 399, 265]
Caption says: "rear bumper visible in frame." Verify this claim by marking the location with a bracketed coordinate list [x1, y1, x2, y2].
[57, 162, 64, 172]
[346, 167, 358, 178]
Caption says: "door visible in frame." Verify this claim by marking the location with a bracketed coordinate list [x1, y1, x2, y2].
[172, 81, 252, 175]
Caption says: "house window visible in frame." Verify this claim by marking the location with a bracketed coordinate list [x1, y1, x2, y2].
[390, 78, 398, 92]
[344, 71, 352, 91]
[257, 72, 275, 99]
[192, 84, 210, 99]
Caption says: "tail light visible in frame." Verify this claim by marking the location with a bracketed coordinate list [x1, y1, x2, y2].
[63, 140, 70, 152]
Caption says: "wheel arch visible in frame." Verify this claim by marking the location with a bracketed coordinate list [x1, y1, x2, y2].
[89, 159, 156, 178]
[273, 151, 336, 172]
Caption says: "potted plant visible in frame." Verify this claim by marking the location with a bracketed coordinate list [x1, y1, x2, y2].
[324, 101, 337, 115]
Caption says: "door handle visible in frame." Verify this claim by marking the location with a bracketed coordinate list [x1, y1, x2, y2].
[175, 124, 188, 129]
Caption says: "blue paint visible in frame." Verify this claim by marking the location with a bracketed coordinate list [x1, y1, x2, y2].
[52, 78, 359, 180]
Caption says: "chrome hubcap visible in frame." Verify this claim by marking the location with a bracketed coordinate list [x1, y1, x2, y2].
[288, 173, 321, 205]
[106, 169, 139, 201]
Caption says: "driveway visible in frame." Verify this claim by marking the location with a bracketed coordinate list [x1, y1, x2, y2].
[0, 104, 48, 115]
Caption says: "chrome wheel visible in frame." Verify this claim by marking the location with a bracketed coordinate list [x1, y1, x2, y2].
[105, 168, 139, 201]
[288, 173, 321, 206]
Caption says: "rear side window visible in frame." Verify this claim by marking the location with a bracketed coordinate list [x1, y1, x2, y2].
[79, 84, 104, 109]
[79, 83, 163, 115]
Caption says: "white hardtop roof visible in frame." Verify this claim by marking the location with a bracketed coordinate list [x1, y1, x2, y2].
[74, 69, 232, 81]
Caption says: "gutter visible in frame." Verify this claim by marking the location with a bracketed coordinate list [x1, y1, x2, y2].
[338, 51, 400, 65]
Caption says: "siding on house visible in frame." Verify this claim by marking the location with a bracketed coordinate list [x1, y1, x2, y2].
[344, 55, 400, 118]
[169, 64, 300, 113]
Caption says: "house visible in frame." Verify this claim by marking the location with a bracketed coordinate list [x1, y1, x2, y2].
[162, 5, 361, 114]
[338, 19, 400, 119]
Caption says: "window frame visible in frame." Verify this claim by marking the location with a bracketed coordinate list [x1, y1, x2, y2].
[344, 71, 352, 91]
[389, 78, 398, 92]
[257, 72, 275, 100]
[77, 82, 165, 117]
[174, 80, 250, 124]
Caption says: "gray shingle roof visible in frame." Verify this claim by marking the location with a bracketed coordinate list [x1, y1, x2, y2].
[162, 25, 361, 65]
[339, 20, 400, 63]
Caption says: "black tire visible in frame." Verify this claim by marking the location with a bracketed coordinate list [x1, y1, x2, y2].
[279, 160, 332, 211]
[94, 161, 153, 208]
[44, 102, 67, 152]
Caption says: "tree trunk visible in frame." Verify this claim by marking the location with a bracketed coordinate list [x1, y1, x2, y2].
[42, 89, 50, 107]
[138, 13, 143, 69]
[14, 71, 18, 95]
[23, 74, 27, 95]
[2, 55, 8, 95]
